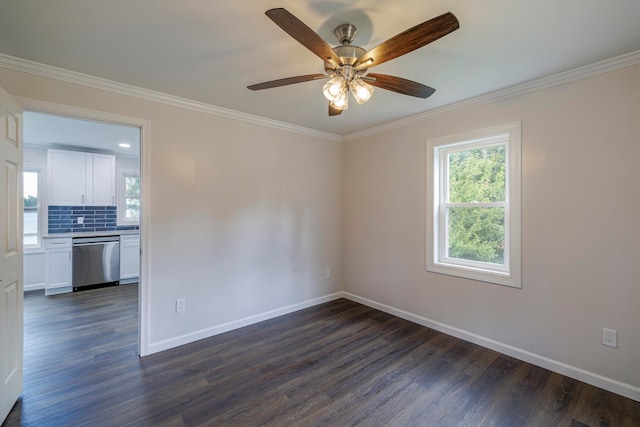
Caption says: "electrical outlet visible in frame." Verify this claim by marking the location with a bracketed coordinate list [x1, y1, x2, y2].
[602, 328, 617, 348]
[325, 269, 331, 280]
[77, 216, 84, 225]
[176, 298, 186, 313]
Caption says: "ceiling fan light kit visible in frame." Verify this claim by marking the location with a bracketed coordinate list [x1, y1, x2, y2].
[330, 89, 348, 110]
[350, 77, 375, 105]
[322, 76, 344, 102]
[323, 74, 374, 108]
[248, 8, 459, 116]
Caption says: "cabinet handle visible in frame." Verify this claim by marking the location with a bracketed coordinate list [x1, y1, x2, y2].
[69, 252, 71, 261]
[81, 194, 85, 204]
[112, 195, 115, 205]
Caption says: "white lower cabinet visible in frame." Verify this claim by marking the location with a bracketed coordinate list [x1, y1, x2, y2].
[120, 234, 140, 283]
[44, 237, 72, 295]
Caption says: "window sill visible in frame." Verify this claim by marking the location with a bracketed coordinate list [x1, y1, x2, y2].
[427, 262, 521, 288]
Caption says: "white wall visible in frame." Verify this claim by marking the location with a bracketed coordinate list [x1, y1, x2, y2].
[1, 67, 343, 351]
[24, 146, 47, 164]
[116, 155, 139, 172]
[343, 64, 640, 395]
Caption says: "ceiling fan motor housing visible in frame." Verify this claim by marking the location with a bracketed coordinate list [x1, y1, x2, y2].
[325, 44, 369, 79]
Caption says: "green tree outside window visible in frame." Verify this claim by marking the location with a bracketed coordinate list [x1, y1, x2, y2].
[447, 145, 506, 264]
[125, 176, 140, 219]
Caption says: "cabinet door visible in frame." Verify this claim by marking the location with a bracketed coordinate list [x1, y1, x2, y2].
[48, 150, 86, 205]
[44, 238, 72, 295]
[92, 153, 116, 206]
[120, 234, 140, 281]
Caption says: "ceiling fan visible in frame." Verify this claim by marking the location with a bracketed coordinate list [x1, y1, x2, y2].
[248, 8, 460, 116]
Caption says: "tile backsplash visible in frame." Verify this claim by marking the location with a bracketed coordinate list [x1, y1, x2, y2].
[48, 205, 139, 234]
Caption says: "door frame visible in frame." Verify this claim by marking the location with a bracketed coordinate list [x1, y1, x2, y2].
[18, 97, 151, 356]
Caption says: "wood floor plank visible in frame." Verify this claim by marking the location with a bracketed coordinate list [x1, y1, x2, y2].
[4, 286, 640, 427]
[387, 345, 498, 425]
[525, 374, 586, 426]
[475, 362, 552, 425]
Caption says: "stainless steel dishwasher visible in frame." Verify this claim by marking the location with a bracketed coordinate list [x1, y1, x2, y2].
[72, 235, 120, 291]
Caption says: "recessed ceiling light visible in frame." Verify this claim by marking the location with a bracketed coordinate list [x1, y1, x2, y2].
[119, 143, 131, 148]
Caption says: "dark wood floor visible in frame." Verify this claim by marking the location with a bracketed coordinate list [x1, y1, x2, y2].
[3, 285, 639, 426]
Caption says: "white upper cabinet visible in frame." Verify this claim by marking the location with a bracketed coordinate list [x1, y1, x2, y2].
[90, 153, 116, 206]
[47, 149, 86, 205]
[48, 149, 115, 206]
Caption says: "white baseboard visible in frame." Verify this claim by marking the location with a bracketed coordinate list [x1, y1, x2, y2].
[342, 292, 640, 402]
[147, 292, 344, 354]
[24, 283, 45, 292]
[146, 289, 639, 402]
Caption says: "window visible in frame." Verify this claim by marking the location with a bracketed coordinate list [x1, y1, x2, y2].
[124, 175, 141, 220]
[117, 170, 140, 225]
[427, 122, 521, 287]
[24, 168, 41, 247]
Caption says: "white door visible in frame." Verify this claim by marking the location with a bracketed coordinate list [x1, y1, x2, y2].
[0, 85, 23, 423]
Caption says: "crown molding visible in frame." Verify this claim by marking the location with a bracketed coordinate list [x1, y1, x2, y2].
[2, 49, 639, 143]
[0, 53, 343, 142]
[343, 49, 640, 141]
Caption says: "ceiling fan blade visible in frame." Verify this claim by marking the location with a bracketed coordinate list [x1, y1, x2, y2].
[248, 74, 327, 90]
[356, 12, 459, 69]
[329, 103, 343, 116]
[265, 8, 341, 65]
[367, 73, 435, 98]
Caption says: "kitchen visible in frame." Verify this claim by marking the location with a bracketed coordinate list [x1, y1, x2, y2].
[23, 110, 141, 296]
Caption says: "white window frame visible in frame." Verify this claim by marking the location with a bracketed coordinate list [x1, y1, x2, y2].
[117, 168, 140, 226]
[427, 122, 521, 288]
[23, 165, 44, 249]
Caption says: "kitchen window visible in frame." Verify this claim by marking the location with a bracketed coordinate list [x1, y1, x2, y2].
[24, 168, 42, 247]
[427, 122, 521, 287]
[117, 169, 140, 225]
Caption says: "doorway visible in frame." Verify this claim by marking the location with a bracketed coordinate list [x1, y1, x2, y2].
[20, 99, 149, 355]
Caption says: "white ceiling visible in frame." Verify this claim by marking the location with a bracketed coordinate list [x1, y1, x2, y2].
[1, 0, 640, 136]
[23, 111, 140, 156]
